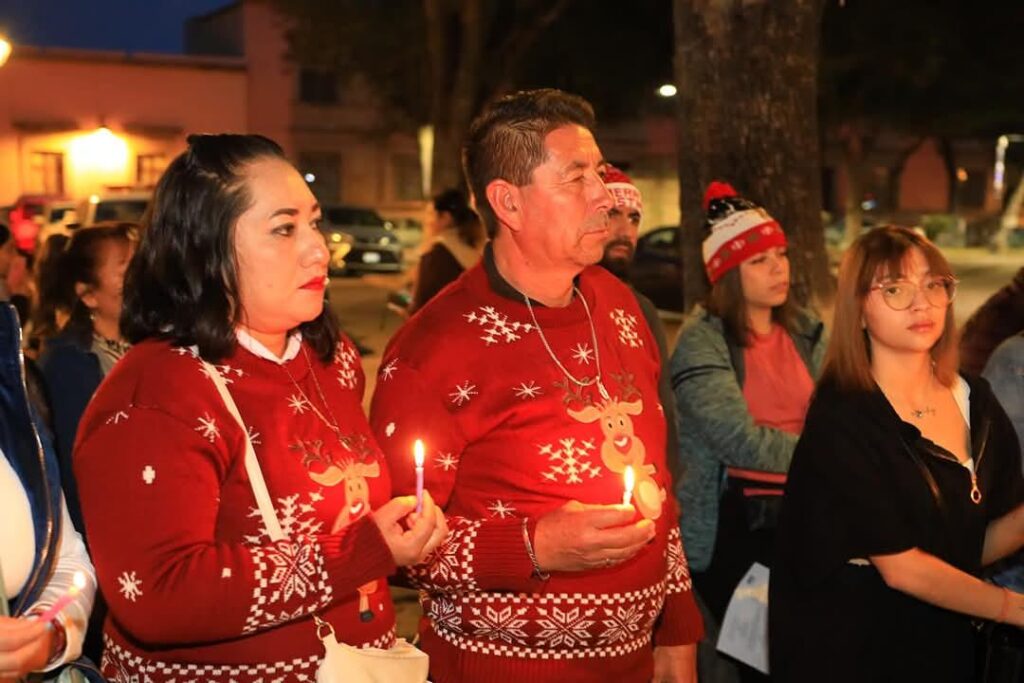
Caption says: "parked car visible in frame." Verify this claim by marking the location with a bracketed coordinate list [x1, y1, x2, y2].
[321, 205, 404, 274]
[7, 195, 64, 252]
[34, 199, 79, 248]
[77, 190, 151, 226]
[630, 225, 684, 313]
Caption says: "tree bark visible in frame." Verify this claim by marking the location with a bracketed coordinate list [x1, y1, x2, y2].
[673, 0, 832, 310]
[839, 125, 867, 246]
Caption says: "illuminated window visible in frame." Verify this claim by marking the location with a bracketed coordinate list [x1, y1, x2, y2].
[136, 154, 167, 186]
[29, 151, 65, 195]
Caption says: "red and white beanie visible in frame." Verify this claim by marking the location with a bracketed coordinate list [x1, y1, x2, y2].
[603, 165, 643, 216]
[701, 181, 787, 284]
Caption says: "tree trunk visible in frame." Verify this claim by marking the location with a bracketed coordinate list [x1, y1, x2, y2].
[839, 127, 866, 246]
[423, 0, 484, 194]
[673, 0, 832, 311]
[937, 137, 958, 215]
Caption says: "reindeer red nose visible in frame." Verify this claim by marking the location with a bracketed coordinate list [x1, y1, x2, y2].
[613, 434, 633, 455]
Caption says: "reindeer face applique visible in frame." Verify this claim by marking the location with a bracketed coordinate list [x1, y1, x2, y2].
[567, 393, 666, 521]
[292, 439, 383, 622]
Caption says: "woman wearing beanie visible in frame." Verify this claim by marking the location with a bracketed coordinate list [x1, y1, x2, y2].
[668, 182, 827, 678]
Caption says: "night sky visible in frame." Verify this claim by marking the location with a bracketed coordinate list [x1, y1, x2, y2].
[0, 0, 232, 53]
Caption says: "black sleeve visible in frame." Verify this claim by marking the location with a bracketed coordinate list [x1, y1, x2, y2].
[411, 245, 463, 314]
[779, 391, 918, 585]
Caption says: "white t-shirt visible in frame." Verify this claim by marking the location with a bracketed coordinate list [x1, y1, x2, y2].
[0, 445, 36, 598]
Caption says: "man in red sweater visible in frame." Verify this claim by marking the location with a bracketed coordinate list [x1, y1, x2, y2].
[371, 89, 702, 682]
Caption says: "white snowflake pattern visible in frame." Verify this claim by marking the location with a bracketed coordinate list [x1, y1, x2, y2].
[265, 541, 318, 602]
[172, 346, 198, 357]
[435, 452, 459, 472]
[141, 466, 156, 485]
[428, 538, 463, 583]
[385, 422, 396, 438]
[380, 358, 398, 381]
[538, 438, 602, 484]
[464, 306, 535, 346]
[245, 491, 325, 543]
[194, 413, 219, 443]
[610, 308, 644, 348]
[487, 500, 517, 519]
[287, 393, 310, 415]
[468, 605, 530, 645]
[334, 342, 358, 390]
[117, 571, 143, 602]
[534, 605, 597, 648]
[449, 381, 478, 407]
[246, 426, 262, 446]
[571, 342, 594, 365]
[428, 598, 464, 634]
[200, 362, 244, 385]
[597, 604, 653, 645]
[513, 381, 542, 400]
[105, 410, 129, 425]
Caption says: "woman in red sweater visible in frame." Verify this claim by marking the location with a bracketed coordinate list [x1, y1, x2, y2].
[73, 134, 446, 683]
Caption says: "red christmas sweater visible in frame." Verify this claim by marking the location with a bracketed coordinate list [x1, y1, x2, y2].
[73, 335, 397, 683]
[370, 258, 704, 683]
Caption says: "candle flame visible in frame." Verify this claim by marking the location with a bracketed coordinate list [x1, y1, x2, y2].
[624, 465, 635, 493]
[414, 439, 425, 468]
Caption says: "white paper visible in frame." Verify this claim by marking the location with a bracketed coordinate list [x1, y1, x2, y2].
[716, 562, 770, 675]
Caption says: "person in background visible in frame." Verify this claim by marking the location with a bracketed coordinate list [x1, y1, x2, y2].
[771, 226, 1024, 682]
[409, 188, 485, 314]
[959, 265, 1024, 375]
[984, 332, 1024, 459]
[0, 223, 17, 302]
[38, 223, 138, 534]
[598, 165, 680, 480]
[668, 181, 826, 680]
[1, 302, 99, 682]
[73, 134, 445, 683]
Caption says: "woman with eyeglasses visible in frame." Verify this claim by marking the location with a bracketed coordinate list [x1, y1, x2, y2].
[770, 226, 1024, 682]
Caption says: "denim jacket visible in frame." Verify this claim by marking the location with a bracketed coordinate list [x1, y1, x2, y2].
[1, 304, 104, 681]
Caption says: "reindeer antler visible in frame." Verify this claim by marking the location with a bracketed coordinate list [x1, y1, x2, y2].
[609, 371, 641, 401]
[553, 378, 597, 408]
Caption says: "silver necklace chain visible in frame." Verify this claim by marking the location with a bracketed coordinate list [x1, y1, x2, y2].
[281, 346, 344, 438]
[523, 287, 610, 401]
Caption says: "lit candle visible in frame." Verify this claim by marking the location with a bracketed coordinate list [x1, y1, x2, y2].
[36, 572, 87, 624]
[623, 465, 635, 507]
[414, 439, 425, 514]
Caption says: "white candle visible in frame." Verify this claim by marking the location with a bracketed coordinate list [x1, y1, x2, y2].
[36, 572, 87, 624]
[414, 439, 425, 514]
[622, 465, 636, 507]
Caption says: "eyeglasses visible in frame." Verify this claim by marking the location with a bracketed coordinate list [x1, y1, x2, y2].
[869, 276, 958, 311]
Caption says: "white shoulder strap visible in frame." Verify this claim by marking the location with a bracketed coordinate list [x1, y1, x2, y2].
[201, 360, 286, 541]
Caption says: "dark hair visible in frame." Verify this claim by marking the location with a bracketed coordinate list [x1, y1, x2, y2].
[28, 234, 71, 351]
[61, 223, 139, 346]
[432, 188, 484, 248]
[705, 255, 799, 348]
[822, 226, 958, 391]
[0, 222, 10, 247]
[121, 133, 340, 363]
[463, 88, 596, 238]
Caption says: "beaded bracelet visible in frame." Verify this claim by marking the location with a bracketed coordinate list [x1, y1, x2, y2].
[522, 517, 550, 581]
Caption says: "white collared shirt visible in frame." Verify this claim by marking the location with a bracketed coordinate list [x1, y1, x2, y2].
[235, 328, 303, 364]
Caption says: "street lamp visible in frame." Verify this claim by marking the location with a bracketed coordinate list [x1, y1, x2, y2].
[0, 35, 12, 68]
[657, 83, 677, 98]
